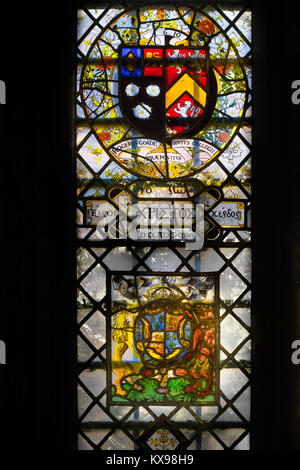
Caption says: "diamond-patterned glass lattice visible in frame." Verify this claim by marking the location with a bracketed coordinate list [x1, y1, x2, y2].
[76, 2, 252, 451]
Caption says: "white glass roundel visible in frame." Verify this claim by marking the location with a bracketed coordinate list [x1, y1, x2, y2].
[133, 104, 152, 119]
[146, 84, 161, 97]
[125, 83, 140, 96]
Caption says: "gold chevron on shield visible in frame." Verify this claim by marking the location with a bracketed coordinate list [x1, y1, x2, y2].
[165, 73, 207, 110]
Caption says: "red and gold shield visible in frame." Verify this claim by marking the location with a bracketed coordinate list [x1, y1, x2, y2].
[119, 45, 217, 140]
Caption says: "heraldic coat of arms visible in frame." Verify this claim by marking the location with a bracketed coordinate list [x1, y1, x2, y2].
[119, 45, 217, 140]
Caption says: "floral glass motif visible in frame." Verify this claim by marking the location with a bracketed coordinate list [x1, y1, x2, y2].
[77, 2, 252, 451]
[147, 428, 179, 450]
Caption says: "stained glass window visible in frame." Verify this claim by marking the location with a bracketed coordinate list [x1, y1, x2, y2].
[76, 2, 252, 450]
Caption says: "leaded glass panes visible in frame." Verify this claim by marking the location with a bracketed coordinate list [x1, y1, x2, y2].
[76, 2, 252, 450]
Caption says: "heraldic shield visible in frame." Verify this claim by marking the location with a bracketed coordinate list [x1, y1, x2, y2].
[119, 45, 217, 140]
